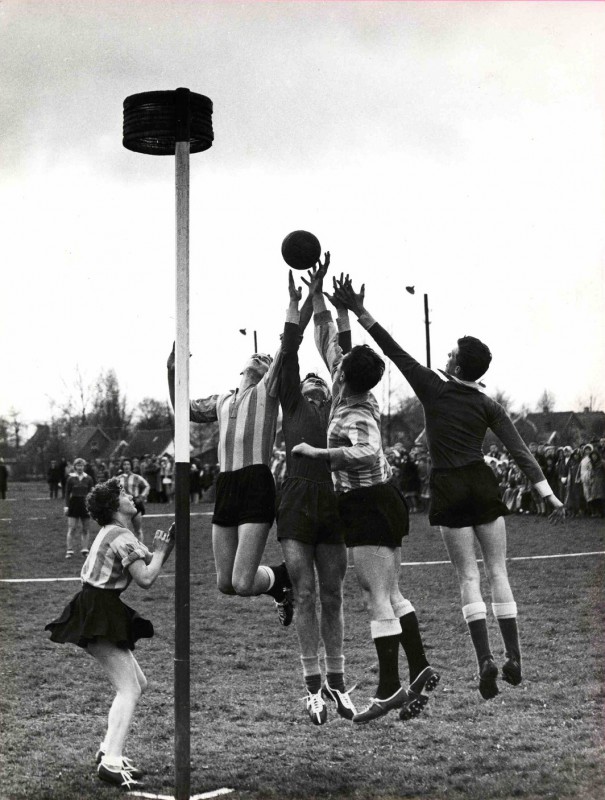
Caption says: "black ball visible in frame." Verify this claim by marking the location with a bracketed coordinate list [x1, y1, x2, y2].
[281, 230, 322, 271]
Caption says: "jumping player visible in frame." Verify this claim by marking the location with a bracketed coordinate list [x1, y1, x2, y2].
[46, 478, 174, 790]
[277, 263, 356, 724]
[64, 457, 95, 558]
[167, 343, 293, 623]
[293, 271, 439, 724]
[331, 276, 565, 699]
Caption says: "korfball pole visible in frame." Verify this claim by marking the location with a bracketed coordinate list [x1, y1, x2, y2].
[123, 88, 213, 800]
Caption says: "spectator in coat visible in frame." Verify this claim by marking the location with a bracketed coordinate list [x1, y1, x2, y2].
[47, 460, 63, 499]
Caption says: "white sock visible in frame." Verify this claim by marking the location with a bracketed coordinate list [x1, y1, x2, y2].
[101, 755, 123, 770]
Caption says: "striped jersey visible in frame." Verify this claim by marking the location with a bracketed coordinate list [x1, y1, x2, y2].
[189, 352, 282, 473]
[118, 472, 150, 498]
[314, 310, 391, 493]
[81, 524, 151, 590]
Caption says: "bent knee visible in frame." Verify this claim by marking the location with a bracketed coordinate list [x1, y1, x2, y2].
[231, 578, 256, 596]
[217, 577, 236, 595]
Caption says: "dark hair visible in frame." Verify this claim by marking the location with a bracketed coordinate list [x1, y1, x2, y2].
[300, 372, 329, 391]
[456, 336, 492, 381]
[86, 478, 121, 526]
[342, 345, 385, 394]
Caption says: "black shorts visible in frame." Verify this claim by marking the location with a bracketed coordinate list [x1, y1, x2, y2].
[133, 498, 146, 517]
[213, 464, 276, 527]
[67, 497, 89, 519]
[337, 482, 409, 549]
[276, 477, 344, 546]
[429, 461, 510, 528]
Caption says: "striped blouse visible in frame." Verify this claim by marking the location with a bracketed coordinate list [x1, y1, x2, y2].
[118, 472, 150, 499]
[314, 310, 392, 493]
[189, 352, 282, 473]
[81, 524, 151, 590]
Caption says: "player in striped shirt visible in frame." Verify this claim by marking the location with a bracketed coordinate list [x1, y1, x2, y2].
[292, 270, 439, 724]
[117, 459, 150, 543]
[46, 478, 174, 790]
[331, 276, 565, 700]
[167, 344, 293, 624]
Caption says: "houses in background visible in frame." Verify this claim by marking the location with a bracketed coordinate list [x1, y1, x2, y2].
[18, 420, 220, 478]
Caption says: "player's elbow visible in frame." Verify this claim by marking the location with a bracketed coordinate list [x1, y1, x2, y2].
[134, 572, 155, 590]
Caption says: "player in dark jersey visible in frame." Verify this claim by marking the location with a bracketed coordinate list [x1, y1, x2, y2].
[277, 264, 356, 724]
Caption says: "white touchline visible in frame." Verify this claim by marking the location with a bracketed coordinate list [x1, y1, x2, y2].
[1, 552, 603, 584]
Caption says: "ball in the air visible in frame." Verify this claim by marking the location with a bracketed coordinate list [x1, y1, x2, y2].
[281, 230, 322, 271]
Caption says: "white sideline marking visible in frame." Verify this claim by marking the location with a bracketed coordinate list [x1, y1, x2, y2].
[127, 789, 234, 799]
[1, 551, 604, 584]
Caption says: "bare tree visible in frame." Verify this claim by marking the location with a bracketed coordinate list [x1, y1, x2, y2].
[536, 390, 556, 413]
[575, 392, 602, 413]
[88, 369, 132, 437]
[134, 398, 173, 430]
[7, 408, 22, 450]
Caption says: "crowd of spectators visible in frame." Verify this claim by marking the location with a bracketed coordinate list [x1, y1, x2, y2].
[44, 437, 605, 520]
[272, 439, 605, 520]
[483, 440, 605, 519]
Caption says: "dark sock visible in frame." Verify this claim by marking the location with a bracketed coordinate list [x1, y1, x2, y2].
[326, 672, 345, 692]
[399, 612, 430, 682]
[305, 674, 322, 694]
[373, 634, 401, 699]
[467, 618, 493, 666]
[264, 562, 291, 600]
[497, 617, 521, 663]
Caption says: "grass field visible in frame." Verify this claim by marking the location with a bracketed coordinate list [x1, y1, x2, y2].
[0, 482, 604, 800]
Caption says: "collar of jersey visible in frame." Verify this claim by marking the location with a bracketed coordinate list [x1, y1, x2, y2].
[436, 369, 486, 393]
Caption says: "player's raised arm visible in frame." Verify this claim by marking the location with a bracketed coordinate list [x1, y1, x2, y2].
[332, 276, 442, 403]
[279, 270, 305, 413]
[298, 251, 330, 334]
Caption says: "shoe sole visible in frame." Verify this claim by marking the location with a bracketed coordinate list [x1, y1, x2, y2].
[409, 666, 441, 695]
[399, 691, 429, 722]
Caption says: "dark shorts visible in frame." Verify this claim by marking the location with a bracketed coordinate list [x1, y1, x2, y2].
[429, 461, 510, 528]
[67, 497, 89, 519]
[337, 482, 409, 549]
[213, 464, 276, 527]
[44, 583, 154, 651]
[133, 498, 146, 517]
[276, 477, 344, 546]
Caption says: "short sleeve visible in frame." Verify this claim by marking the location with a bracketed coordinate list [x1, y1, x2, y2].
[111, 531, 151, 568]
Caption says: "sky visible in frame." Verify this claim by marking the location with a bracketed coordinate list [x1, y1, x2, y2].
[2, 0, 604, 438]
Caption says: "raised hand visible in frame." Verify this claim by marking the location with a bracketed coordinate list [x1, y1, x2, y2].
[288, 270, 302, 303]
[301, 251, 331, 296]
[330, 274, 366, 316]
[323, 272, 348, 311]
